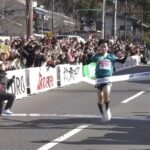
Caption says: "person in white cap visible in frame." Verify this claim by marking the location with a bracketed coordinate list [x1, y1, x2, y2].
[0, 61, 15, 115]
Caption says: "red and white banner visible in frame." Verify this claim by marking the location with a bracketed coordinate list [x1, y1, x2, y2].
[29, 67, 57, 94]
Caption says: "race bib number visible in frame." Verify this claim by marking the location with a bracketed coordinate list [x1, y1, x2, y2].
[99, 59, 111, 70]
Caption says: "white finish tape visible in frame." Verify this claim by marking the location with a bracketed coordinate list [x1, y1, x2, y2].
[96, 72, 150, 84]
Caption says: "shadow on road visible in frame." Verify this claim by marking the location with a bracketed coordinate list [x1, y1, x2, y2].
[0, 116, 150, 146]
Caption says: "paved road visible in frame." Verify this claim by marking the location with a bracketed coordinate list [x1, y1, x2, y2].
[0, 65, 150, 150]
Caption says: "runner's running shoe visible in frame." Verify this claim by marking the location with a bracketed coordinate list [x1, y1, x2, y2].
[106, 108, 111, 121]
[2, 109, 13, 115]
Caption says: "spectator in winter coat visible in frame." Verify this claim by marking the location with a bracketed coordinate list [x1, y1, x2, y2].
[0, 61, 15, 115]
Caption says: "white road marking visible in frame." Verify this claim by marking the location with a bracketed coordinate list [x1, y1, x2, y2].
[4, 113, 150, 121]
[121, 91, 145, 103]
[8, 113, 100, 117]
[37, 124, 89, 150]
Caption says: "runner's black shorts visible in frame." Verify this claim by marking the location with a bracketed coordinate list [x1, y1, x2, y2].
[95, 82, 112, 91]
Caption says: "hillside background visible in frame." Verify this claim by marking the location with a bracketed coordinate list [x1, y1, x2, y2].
[35, 0, 150, 24]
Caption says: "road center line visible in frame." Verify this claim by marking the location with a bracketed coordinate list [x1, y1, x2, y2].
[121, 91, 145, 103]
[36, 124, 89, 150]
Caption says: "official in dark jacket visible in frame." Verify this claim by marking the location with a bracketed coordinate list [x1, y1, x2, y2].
[0, 61, 15, 115]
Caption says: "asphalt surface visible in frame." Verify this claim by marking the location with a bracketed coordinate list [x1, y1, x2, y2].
[0, 64, 150, 150]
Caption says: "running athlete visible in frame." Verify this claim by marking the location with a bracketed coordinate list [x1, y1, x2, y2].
[87, 39, 128, 122]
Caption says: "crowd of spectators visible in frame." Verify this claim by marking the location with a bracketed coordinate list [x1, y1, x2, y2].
[0, 35, 149, 71]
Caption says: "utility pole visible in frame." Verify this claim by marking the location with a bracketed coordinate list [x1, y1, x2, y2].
[0, 0, 6, 34]
[51, 0, 54, 34]
[114, 0, 117, 41]
[102, 0, 106, 39]
[124, 0, 127, 41]
[26, 0, 33, 41]
[73, 0, 80, 33]
[141, 5, 143, 42]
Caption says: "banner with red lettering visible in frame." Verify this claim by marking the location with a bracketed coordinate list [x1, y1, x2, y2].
[29, 67, 57, 94]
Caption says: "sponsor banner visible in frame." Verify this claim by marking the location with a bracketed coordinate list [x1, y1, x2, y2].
[115, 55, 140, 71]
[131, 55, 141, 67]
[29, 67, 57, 94]
[7, 69, 28, 99]
[59, 64, 83, 86]
[96, 71, 150, 84]
[115, 57, 132, 71]
[83, 62, 96, 79]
